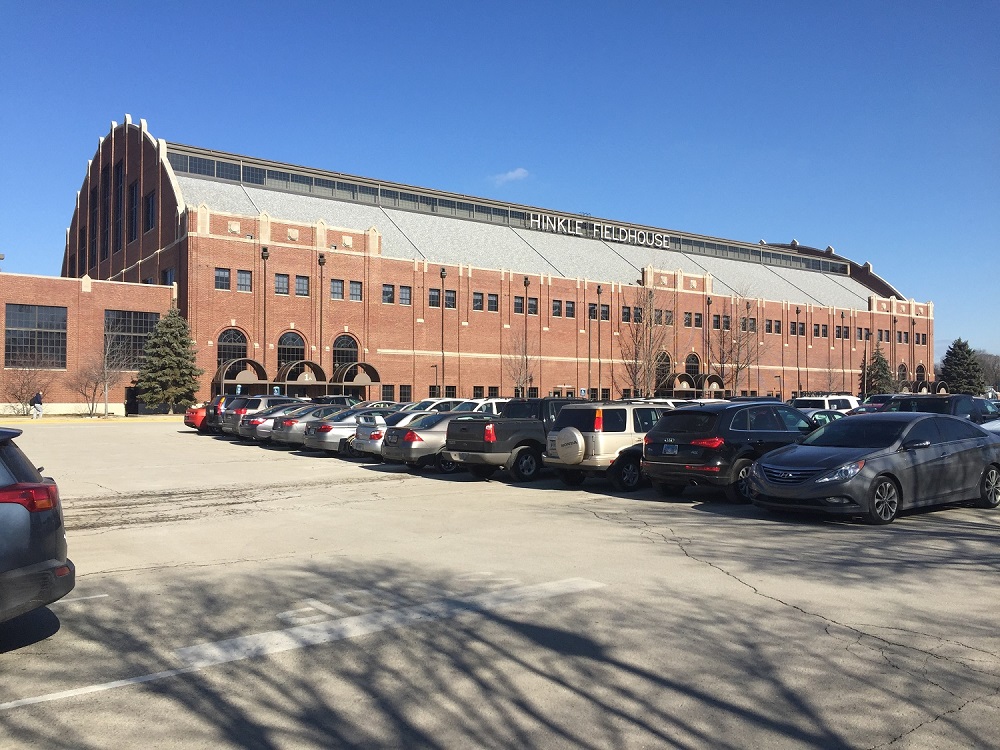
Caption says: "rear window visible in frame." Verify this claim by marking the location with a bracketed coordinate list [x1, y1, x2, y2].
[792, 399, 825, 409]
[501, 401, 538, 419]
[408, 414, 447, 430]
[386, 411, 416, 426]
[245, 399, 262, 410]
[0, 440, 43, 485]
[885, 399, 950, 415]
[652, 410, 718, 434]
[228, 398, 249, 411]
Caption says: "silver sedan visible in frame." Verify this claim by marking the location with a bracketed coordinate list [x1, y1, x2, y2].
[302, 408, 399, 454]
[354, 411, 434, 459]
[270, 404, 349, 447]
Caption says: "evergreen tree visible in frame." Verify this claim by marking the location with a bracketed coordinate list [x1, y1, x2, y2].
[941, 338, 986, 395]
[861, 342, 894, 395]
[135, 307, 203, 413]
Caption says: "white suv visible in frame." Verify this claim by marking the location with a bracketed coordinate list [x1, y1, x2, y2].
[790, 395, 860, 413]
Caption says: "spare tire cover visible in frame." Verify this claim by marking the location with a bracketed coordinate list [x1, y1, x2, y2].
[555, 427, 586, 465]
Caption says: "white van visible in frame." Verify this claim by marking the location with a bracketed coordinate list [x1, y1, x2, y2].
[790, 395, 860, 413]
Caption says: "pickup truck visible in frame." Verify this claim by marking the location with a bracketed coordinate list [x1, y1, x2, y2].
[441, 397, 579, 481]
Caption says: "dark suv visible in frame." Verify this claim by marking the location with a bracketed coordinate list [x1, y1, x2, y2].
[642, 401, 818, 501]
[1, 428, 75, 624]
[880, 394, 996, 424]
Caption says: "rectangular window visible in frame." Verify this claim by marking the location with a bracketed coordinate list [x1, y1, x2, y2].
[274, 274, 290, 295]
[878, 330, 884, 343]
[896, 330, 903, 344]
[295, 275, 309, 296]
[214, 268, 231, 290]
[237, 270, 252, 292]
[694, 313, 702, 328]
[588, 303, 597, 320]
[821, 324, 828, 338]
[445, 385, 457, 398]
[712, 314, 720, 330]
[921, 333, 927, 345]
[127, 181, 138, 243]
[791, 324, 797, 337]
[399, 385, 412, 402]
[684, 312, 692, 327]
[514, 296, 525, 314]
[488, 386, 499, 398]
[528, 387, 539, 398]
[88, 187, 98, 267]
[382, 284, 395, 304]
[835, 326, 841, 339]
[429, 288, 441, 307]
[565, 301, 575, 318]
[104, 309, 160, 369]
[4, 304, 68, 369]
[161, 267, 175, 286]
[445, 290, 457, 309]
[552, 299, 562, 317]
[100, 165, 110, 260]
[429, 385, 441, 398]
[663, 310, 673, 326]
[622, 306, 632, 323]
[143, 189, 156, 233]
[473, 386, 485, 399]
[381, 385, 395, 401]
[473, 292, 484, 311]
[655, 309, 663, 325]
[400, 286, 411, 306]
[765, 319, 773, 334]
[487, 294, 499, 312]
[331, 279, 344, 300]
[722, 315, 731, 331]
[527, 297, 538, 315]
[113, 161, 123, 253]
[600, 304, 610, 321]
[798, 322, 805, 336]
[774, 320, 781, 335]
[902, 331, 909, 344]
[748, 317, 756, 333]
[349, 281, 363, 301]
[813, 324, 820, 338]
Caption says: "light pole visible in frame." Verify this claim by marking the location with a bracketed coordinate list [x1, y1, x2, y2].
[431, 364, 438, 395]
[705, 296, 712, 397]
[440, 267, 447, 396]
[596, 284, 603, 399]
[523, 275, 530, 397]
[795, 306, 801, 397]
[317, 252, 326, 372]
[261, 246, 269, 374]
[840, 311, 846, 392]
[774, 374, 782, 401]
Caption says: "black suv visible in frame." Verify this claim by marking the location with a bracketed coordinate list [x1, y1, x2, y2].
[880, 394, 996, 424]
[642, 401, 817, 501]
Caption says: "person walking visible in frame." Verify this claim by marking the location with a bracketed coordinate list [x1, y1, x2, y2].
[30, 390, 43, 419]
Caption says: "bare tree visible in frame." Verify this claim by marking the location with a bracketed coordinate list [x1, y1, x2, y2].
[502, 328, 538, 397]
[2, 356, 57, 415]
[706, 295, 767, 396]
[974, 349, 1000, 390]
[618, 287, 674, 397]
[68, 315, 142, 416]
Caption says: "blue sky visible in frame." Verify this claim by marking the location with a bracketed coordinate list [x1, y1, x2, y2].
[1, 2, 996, 361]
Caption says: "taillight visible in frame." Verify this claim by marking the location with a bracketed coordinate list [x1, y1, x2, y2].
[0, 483, 59, 512]
[643, 434, 653, 445]
[593, 408, 603, 432]
[250, 417, 265, 425]
[484, 423, 496, 443]
[318, 424, 334, 433]
[691, 436, 725, 449]
[403, 430, 423, 443]
[235, 408, 247, 416]
[370, 431, 383, 440]
[281, 419, 298, 427]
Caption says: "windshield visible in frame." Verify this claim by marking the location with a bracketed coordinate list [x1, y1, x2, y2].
[884, 398, 950, 414]
[452, 401, 480, 411]
[385, 411, 418, 426]
[651, 410, 717, 434]
[407, 413, 447, 430]
[802, 418, 907, 449]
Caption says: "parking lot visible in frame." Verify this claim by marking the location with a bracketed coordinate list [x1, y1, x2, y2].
[2, 419, 999, 748]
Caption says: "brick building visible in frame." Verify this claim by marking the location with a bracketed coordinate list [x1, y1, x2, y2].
[48, 115, 937, 405]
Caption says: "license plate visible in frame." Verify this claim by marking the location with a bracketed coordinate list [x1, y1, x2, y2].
[661, 444, 678, 455]
[387, 434, 397, 445]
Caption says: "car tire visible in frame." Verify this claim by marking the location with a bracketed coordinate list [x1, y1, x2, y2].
[653, 481, 685, 498]
[435, 453, 460, 474]
[865, 475, 900, 524]
[470, 465, 498, 480]
[975, 464, 1000, 509]
[554, 427, 586, 465]
[509, 446, 542, 482]
[724, 459, 754, 503]
[609, 456, 642, 492]
[557, 469, 586, 487]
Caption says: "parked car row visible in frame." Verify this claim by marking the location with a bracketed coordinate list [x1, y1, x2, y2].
[187, 393, 1000, 526]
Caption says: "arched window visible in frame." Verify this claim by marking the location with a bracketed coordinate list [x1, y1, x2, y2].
[217, 328, 247, 379]
[333, 335, 359, 366]
[685, 353, 700, 379]
[897, 364, 908, 382]
[916, 364, 926, 382]
[277, 331, 306, 369]
[655, 353, 672, 395]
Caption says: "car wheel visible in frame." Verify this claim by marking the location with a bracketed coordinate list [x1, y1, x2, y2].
[724, 459, 754, 503]
[435, 453, 460, 474]
[975, 464, 1000, 509]
[470, 465, 498, 480]
[509, 447, 542, 482]
[653, 481, 685, 498]
[610, 456, 642, 492]
[865, 475, 900, 524]
[557, 469, 586, 487]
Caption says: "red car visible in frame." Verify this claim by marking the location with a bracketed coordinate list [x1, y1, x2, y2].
[184, 403, 208, 431]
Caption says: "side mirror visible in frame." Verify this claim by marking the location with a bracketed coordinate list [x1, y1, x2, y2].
[902, 439, 931, 451]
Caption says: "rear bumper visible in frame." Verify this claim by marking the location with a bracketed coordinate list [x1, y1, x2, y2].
[642, 459, 732, 488]
[440, 451, 509, 467]
[0, 558, 76, 624]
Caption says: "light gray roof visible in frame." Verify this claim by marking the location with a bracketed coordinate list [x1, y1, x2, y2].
[176, 175, 876, 309]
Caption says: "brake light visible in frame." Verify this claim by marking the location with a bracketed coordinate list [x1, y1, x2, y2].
[250, 418, 265, 425]
[317, 424, 334, 433]
[484, 423, 496, 443]
[0, 483, 59, 512]
[593, 408, 603, 432]
[691, 436, 725, 449]
[281, 419, 298, 427]
[403, 430, 423, 443]
[235, 408, 247, 416]
[643, 434, 653, 445]
[370, 431, 383, 440]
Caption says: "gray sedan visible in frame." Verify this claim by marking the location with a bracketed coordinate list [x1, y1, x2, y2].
[302, 408, 398, 454]
[749, 413, 1000, 524]
[270, 404, 348, 447]
[353, 410, 433, 459]
[381, 412, 492, 473]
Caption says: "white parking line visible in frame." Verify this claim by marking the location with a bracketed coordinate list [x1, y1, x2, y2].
[52, 594, 109, 605]
[0, 578, 603, 711]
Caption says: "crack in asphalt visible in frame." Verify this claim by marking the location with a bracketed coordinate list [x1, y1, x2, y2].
[574, 503, 1000, 749]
